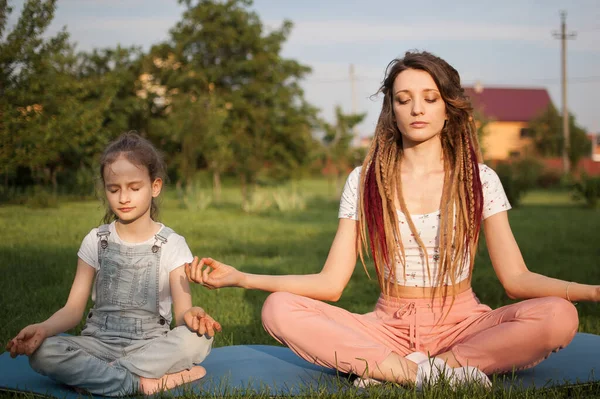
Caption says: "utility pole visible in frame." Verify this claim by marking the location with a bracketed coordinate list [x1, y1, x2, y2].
[553, 11, 576, 174]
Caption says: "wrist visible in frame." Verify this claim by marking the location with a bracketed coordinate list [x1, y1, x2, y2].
[36, 323, 50, 338]
[240, 272, 250, 289]
[593, 286, 600, 302]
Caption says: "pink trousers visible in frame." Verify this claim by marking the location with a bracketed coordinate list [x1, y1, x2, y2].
[261, 289, 578, 375]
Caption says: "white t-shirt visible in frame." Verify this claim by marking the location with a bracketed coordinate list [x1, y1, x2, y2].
[338, 163, 511, 287]
[77, 222, 194, 322]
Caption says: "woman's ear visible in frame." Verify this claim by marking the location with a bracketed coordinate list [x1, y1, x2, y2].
[151, 178, 163, 198]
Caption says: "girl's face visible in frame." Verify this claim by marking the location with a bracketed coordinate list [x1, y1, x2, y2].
[392, 68, 447, 146]
[103, 154, 162, 224]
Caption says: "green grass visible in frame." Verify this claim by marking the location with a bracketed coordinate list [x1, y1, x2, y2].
[0, 183, 599, 398]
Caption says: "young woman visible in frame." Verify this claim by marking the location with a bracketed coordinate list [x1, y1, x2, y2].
[186, 51, 595, 388]
[6, 132, 221, 396]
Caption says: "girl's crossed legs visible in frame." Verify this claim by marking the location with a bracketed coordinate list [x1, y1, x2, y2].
[29, 325, 212, 396]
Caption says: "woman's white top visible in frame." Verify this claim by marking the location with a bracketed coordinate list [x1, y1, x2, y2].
[338, 164, 511, 287]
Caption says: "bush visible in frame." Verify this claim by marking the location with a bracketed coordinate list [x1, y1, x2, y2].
[25, 186, 59, 209]
[177, 183, 213, 211]
[573, 174, 600, 208]
[273, 188, 306, 212]
[494, 157, 543, 207]
[537, 168, 563, 189]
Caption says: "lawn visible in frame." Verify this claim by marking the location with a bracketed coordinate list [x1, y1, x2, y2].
[0, 182, 598, 398]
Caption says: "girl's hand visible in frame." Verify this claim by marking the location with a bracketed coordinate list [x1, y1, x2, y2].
[184, 307, 222, 338]
[6, 324, 48, 358]
[185, 257, 245, 289]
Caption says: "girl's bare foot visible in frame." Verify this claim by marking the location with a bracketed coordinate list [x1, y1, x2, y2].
[139, 366, 206, 394]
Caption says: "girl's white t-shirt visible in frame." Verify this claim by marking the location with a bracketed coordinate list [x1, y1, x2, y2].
[77, 222, 194, 323]
[338, 163, 511, 287]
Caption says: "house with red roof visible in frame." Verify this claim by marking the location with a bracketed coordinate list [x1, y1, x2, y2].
[464, 83, 552, 161]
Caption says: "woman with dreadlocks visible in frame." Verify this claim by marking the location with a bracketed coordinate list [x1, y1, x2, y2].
[185, 51, 588, 388]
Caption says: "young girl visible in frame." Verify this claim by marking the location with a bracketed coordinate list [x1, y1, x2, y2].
[6, 132, 221, 396]
[186, 51, 598, 389]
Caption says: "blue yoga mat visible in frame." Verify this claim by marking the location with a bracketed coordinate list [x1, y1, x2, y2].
[1, 333, 599, 397]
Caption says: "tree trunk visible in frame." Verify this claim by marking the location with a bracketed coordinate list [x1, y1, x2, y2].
[213, 170, 221, 204]
[51, 168, 58, 195]
[240, 174, 248, 210]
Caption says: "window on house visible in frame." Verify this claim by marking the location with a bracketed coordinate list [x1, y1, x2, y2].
[520, 128, 531, 138]
[509, 151, 520, 159]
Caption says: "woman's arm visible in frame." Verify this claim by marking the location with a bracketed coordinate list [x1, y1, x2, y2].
[484, 211, 599, 302]
[187, 218, 359, 302]
[6, 259, 95, 356]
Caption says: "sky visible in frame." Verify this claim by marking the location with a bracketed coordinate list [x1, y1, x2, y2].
[8, 0, 600, 136]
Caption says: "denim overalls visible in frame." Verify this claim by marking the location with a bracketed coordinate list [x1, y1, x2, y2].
[29, 225, 212, 396]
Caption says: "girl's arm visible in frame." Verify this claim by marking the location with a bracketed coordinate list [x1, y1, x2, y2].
[6, 259, 95, 357]
[187, 218, 359, 302]
[170, 265, 193, 327]
[484, 211, 599, 302]
[170, 265, 222, 336]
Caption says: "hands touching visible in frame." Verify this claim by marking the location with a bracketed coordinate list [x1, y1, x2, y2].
[184, 307, 222, 338]
[184, 256, 244, 337]
[6, 324, 48, 358]
[185, 257, 245, 289]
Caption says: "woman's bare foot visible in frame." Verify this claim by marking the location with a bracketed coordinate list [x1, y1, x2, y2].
[139, 366, 206, 394]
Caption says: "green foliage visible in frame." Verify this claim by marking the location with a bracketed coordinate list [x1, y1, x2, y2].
[472, 108, 491, 156]
[495, 157, 543, 206]
[1, 0, 321, 210]
[24, 186, 59, 209]
[320, 106, 366, 193]
[177, 182, 213, 211]
[240, 191, 273, 213]
[536, 168, 563, 189]
[273, 187, 306, 212]
[573, 174, 600, 208]
[0, 1, 147, 196]
[528, 105, 592, 169]
[145, 0, 319, 208]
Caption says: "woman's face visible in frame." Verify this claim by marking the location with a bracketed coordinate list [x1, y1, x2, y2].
[392, 68, 447, 146]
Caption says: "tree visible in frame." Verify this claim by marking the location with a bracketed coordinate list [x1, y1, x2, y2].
[0, 0, 66, 188]
[147, 0, 318, 208]
[472, 109, 491, 157]
[0, 1, 146, 195]
[528, 105, 591, 171]
[321, 105, 366, 193]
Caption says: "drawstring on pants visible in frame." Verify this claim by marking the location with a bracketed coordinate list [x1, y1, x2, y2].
[393, 302, 425, 350]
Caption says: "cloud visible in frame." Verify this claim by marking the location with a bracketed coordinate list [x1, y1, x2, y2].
[273, 19, 600, 52]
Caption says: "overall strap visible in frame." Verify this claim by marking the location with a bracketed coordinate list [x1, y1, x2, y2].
[97, 224, 111, 258]
[151, 227, 174, 253]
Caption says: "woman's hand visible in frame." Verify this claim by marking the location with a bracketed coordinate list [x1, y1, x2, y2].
[183, 307, 222, 337]
[185, 257, 245, 289]
[6, 324, 48, 358]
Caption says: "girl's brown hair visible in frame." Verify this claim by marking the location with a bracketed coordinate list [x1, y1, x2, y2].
[357, 51, 483, 304]
[99, 131, 166, 224]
